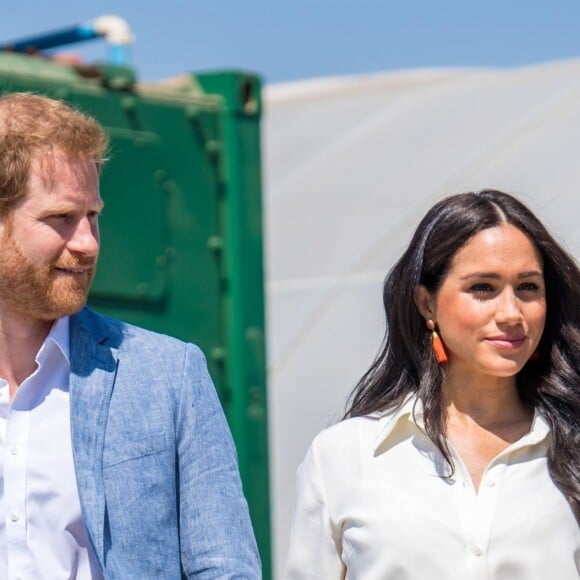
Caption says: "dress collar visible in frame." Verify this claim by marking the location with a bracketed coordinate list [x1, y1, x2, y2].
[372, 395, 551, 453]
[372, 396, 424, 452]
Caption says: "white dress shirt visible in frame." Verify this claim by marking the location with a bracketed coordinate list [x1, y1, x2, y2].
[0, 317, 103, 579]
[284, 397, 579, 580]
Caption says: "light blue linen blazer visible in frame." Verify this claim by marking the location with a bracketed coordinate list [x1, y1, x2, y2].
[68, 307, 261, 578]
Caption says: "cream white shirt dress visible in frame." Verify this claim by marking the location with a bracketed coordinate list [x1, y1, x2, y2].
[284, 397, 579, 580]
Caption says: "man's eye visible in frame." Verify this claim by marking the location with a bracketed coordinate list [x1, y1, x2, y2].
[51, 214, 73, 223]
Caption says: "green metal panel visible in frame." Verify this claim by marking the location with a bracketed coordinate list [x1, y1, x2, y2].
[196, 71, 271, 577]
[91, 131, 170, 302]
[0, 54, 271, 578]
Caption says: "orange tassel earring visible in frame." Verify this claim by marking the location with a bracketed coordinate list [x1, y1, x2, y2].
[427, 320, 448, 364]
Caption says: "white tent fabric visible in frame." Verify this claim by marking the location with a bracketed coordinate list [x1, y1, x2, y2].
[263, 59, 580, 578]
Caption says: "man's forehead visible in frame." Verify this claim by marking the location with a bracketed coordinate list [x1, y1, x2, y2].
[30, 148, 100, 190]
[32, 146, 97, 171]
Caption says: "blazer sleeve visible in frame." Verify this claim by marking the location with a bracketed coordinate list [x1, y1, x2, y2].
[283, 437, 346, 580]
[176, 344, 261, 579]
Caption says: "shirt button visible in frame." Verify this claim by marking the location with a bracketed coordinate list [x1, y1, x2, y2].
[9, 510, 20, 522]
[486, 479, 495, 487]
[470, 545, 483, 557]
[10, 446, 20, 455]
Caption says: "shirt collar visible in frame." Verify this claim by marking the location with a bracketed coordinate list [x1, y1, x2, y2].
[36, 316, 70, 366]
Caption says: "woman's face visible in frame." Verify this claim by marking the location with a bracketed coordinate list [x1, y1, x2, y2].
[417, 224, 546, 381]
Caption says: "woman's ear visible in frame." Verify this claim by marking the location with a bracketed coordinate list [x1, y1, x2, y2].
[413, 285, 435, 322]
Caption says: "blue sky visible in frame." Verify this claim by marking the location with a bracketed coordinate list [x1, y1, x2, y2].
[2, 1, 580, 84]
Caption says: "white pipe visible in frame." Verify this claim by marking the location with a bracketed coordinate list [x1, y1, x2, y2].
[91, 15, 135, 46]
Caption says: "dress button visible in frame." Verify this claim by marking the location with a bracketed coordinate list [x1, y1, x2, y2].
[10, 510, 20, 522]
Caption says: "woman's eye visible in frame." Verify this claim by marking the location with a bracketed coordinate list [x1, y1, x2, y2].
[517, 282, 539, 292]
[469, 283, 494, 293]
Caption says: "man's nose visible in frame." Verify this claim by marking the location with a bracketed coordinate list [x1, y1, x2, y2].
[66, 216, 100, 257]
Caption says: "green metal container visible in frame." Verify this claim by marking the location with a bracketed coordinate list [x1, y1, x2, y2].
[0, 53, 271, 578]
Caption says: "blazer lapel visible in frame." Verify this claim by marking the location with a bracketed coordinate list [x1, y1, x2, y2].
[69, 309, 118, 567]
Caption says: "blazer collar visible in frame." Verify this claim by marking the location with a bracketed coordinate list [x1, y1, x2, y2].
[69, 307, 119, 568]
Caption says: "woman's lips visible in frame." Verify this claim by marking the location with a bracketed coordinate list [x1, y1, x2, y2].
[486, 335, 526, 349]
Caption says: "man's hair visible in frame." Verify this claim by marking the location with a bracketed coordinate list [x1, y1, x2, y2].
[0, 92, 109, 215]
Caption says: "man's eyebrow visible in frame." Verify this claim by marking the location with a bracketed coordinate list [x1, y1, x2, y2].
[40, 199, 105, 214]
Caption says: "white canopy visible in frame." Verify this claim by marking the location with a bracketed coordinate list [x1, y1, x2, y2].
[263, 59, 580, 577]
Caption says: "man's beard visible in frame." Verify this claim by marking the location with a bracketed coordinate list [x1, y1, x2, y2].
[0, 233, 95, 322]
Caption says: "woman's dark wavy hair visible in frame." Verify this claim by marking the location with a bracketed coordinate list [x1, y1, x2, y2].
[345, 189, 580, 519]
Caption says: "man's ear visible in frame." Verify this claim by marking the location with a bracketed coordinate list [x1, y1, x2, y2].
[413, 285, 435, 322]
[0, 213, 11, 241]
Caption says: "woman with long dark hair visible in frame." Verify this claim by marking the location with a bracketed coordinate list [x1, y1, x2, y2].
[284, 190, 579, 579]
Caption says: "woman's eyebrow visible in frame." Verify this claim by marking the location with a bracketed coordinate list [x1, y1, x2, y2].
[459, 270, 543, 280]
